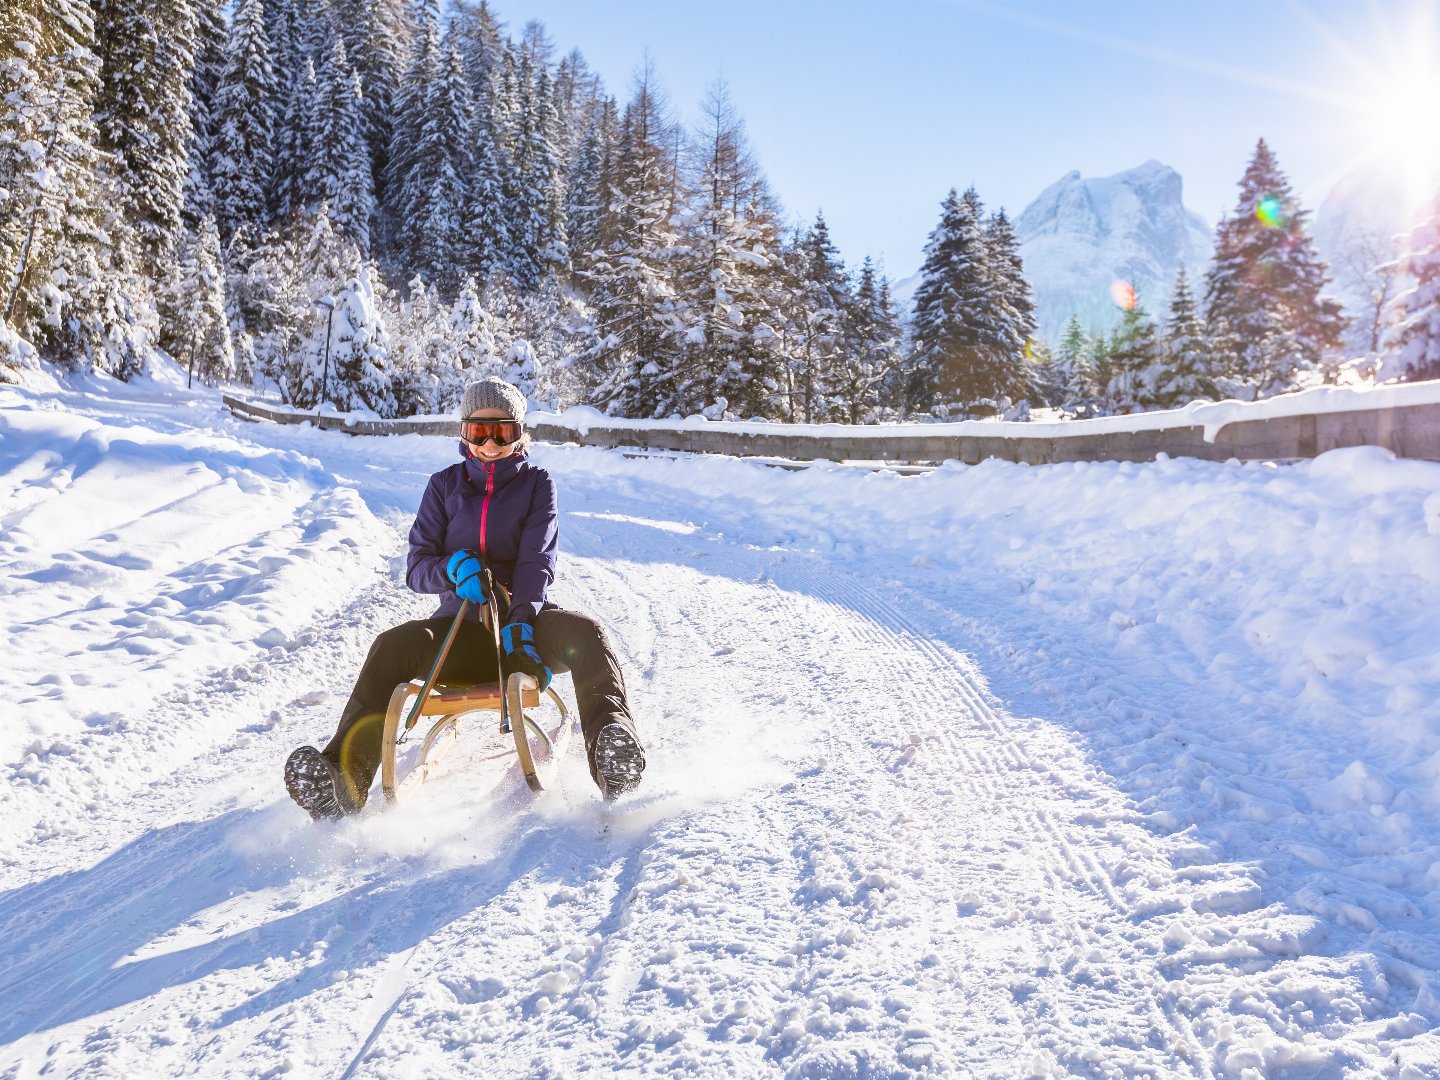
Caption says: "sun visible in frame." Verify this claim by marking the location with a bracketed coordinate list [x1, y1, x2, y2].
[1353, 63, 1440, 211]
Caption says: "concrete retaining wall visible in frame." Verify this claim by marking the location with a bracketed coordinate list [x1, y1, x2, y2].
[222, 393, 1440, 466]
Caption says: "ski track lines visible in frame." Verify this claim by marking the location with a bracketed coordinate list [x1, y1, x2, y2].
[0, 459, 1406, 1077]
[1, 499, 1220, 1077]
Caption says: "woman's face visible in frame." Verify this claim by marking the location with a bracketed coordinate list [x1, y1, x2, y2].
[463, 408, 522, 462]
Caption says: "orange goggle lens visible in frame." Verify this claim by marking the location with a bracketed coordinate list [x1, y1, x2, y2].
[460, 419, 523, 445]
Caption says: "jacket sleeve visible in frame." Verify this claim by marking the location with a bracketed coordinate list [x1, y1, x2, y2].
[505, 471, 558, 624]
[406, 473, 455, 596]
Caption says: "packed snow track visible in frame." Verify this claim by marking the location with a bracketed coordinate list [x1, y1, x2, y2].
[2, 376, 1439, 1078]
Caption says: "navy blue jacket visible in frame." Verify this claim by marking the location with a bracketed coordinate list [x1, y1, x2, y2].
[406, 445, 558, 625]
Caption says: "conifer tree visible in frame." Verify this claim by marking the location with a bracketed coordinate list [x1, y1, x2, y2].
[836, 256, 902, 422]
[0, 0, 138, 375]
[1157, 268, 1213, 406]
[337, 0, 410, 214]
[183, 0, 228, 228]
[1103, 297, 1162, 413]
[985, 208, 1036, 398]
[506, 64, 567, 290]
[175, 214, 234, 384]
[1055, 315, 1099, 416]
[272, 55, 320, 223]
[322, 262, 395, 414]
[414, 39, 474, 291]
[673, 80, 783, 419]
[312, 41, 374, 254]
[93, 0, 198, 279]
[212, 0, 276, 241]
[1384, 192, 1440, 382]
[910, 187, 1011, 413]
[565, 96, 617, 272]
[584, 64, 684, 417]
[785, 210, 851, 422]
[385, 1, 471, 285]
[1204, 138, 1346, 398]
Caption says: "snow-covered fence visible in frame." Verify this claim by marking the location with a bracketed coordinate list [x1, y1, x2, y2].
[222, 383, 1440, 466]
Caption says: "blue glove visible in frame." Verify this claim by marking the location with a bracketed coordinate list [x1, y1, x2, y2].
[445, 549, 488, 605]
[501, 622, 552, 692]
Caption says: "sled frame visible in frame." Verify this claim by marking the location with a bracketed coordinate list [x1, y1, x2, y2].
[379, 674, 570, 802]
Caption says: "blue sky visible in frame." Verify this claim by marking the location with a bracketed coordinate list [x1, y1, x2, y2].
[485, 0, 1440, 282]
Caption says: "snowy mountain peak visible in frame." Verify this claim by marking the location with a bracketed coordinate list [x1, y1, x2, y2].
[1015, 161, 1214, 341]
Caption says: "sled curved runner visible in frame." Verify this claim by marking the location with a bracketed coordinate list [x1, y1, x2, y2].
[380, 674, 571, 802]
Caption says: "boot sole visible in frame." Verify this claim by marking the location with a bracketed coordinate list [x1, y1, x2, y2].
[594, 724, 645, 801]
[285, 746, 353, 821]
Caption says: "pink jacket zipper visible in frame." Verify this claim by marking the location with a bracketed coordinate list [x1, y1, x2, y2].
[479, 461, 495, 560]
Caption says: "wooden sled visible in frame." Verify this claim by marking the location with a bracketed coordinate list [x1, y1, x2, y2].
[378, 574, 573, 804]
[380, 672, 572, 802]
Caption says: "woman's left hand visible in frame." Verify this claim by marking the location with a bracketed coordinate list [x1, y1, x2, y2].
[501, 622, 552, 692]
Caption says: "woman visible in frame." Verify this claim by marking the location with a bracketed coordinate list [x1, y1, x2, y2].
[284, 376, 646, 819]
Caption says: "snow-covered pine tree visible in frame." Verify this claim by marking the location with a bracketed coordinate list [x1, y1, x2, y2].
[387, 273, 444, 416]
[413, 37, 473, 291]
[1203, 138, 1346, 399]
[984, 208, 1037, 403]
[323, 261, 395, 414]
[1384, 192, 1440, 382]
[93, 0, 197, 280]
[1, 0, 144, 377]
[442, 275, 498, 406]
[385, 1, 468, 285]
[1, 3, 82, 338]
[451, 0, 504, 105]
[910, 187, 1007, 414]
[553, 48, 607, 167]
[672, 79, 783, 419]
[211, 0, 276, 242]
[564, 96, 616, 275]
[271, 54, 320, 223]
[1055, 315, 1100, 417]
[583, 63, 684, 417]
[336, 0, 410, 217]
[175, 214, 234, 385]
[784, 210, 851, 422]
[313, 41, 374, 254]
[836, 256, 902, 422]
[505, 63, 567, 291]
[1157, 268, 1214, 406]
[1102, 297, 1162, 413]
[182, 0, 227, 228]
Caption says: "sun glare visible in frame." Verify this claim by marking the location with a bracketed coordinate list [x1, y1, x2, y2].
[1356, 63, 1440, 209]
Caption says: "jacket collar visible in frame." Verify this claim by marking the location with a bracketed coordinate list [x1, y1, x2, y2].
[460, 443, 527, 487]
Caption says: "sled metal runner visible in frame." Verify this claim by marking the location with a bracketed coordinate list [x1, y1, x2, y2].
[378, 575, 571, 803]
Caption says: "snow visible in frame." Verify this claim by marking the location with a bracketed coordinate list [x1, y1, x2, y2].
[4, 372, 1440, 1076]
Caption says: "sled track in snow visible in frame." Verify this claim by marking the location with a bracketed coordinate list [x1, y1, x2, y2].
[553, 520, 1217, 1075]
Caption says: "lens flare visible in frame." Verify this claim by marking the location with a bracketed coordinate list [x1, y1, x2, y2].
[1109, 279, 1136, 310]
[1255, 196, 1287, 228]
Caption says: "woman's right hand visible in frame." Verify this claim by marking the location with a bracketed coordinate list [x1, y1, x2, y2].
[445, 549, 489, 605]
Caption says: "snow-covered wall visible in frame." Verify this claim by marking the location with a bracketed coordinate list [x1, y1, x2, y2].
[225, 382, 1440, 466]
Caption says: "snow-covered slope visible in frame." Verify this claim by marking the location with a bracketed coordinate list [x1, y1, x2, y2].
[3, 375, 1440, 1077]
[1016, 160, 1215, 342]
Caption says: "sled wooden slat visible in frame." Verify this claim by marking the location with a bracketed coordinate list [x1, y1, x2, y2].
[380, 676, 568, 803]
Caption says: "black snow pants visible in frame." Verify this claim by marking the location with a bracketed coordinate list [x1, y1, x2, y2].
[321, 608, 632, 803]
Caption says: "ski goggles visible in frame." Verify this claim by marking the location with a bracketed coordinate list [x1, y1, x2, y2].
[460, 418, 524, 446]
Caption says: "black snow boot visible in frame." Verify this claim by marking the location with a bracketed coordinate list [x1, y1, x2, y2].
[590, 723, 645, 801]
[284, 745, 362, 820]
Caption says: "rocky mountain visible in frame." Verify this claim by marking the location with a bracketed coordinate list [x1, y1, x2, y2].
[1014, 160, 1214, 342]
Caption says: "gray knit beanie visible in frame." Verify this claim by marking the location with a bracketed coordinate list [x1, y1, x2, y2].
[460, 376, 527, 422]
